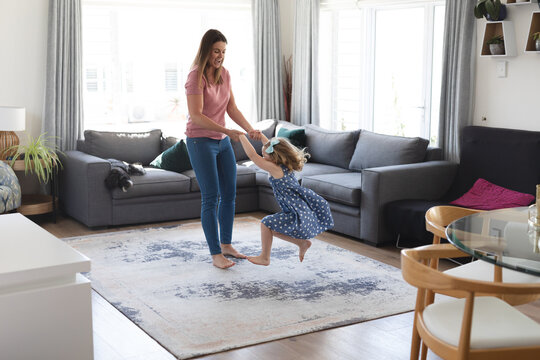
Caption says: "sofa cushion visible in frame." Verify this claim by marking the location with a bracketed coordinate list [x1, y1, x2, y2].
[111, 167, 191, 199]
[184, 164, 257, 192]
[243, 162, 350, 187]
[302, 172, 362, 207]
[304, 124, 360, 169]
[161, 136, 179, 152]
[231, 119, 277, 161]
[84, 129, 162, 166]
[449, 178, 535, 210]
[276, 127, 306, 148]
[349, 130, 429, 170]
[150, 139, 192, 173]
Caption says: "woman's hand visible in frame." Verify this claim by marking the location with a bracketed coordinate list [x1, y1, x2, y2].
[248, 129, 263, 141]
[227, 129, 245, 142]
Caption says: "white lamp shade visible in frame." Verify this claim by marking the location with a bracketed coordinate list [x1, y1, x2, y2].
[0, 106, 26, 131]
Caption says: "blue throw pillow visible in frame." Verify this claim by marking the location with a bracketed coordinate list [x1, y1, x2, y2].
[150, 139, 192, 173]
[277, 127, 306, 148]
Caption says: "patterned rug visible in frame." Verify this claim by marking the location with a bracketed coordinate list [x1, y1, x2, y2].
[64, 217, 415, 359]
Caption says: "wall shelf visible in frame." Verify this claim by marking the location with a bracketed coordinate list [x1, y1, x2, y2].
[525, 11, 540, 53]
[480, 21, 517, 57]
[505, 0, 537, 6]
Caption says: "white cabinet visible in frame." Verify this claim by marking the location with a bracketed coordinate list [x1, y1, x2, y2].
[0, 213, 93, 360]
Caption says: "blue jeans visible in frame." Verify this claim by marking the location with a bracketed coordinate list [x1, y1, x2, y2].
[186, 137, 237, 255]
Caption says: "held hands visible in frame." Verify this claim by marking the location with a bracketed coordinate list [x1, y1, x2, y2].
[227, 129, 245, 142]
[227, 129, 263, 142]
[248, 129, 263, 141]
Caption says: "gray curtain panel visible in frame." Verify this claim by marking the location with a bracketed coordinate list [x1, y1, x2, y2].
[43, 0, 84, 151]
[291, 0, 319, 126]
[438, 0, 476, 162]
[252, 0, 286, 122]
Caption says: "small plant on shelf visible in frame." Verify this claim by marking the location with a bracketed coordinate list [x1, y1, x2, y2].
[6, 133, 62, 183]
[474, 0, 506, 21]
[487, 35, 504, 45]
[487, 35, 505, 55]
[532, 32, 540, 51]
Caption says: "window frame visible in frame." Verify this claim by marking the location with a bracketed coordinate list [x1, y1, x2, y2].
[319, 0, 445, 143]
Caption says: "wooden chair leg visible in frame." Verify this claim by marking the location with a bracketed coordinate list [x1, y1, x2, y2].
[411, 325, 421, 360]
[420, 343, 428, 360]
[410, 288, 426, 360]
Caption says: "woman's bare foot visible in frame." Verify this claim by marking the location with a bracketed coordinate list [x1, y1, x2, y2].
[212, 254, 235, 269]
[247, 255, 270, 266]
[299, 240, 312, 262]
[221, 244, 247, 259]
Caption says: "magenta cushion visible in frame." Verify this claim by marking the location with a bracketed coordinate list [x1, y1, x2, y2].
[449, 178, 535, 210]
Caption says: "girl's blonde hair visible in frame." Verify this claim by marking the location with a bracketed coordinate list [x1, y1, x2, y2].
[263, 137, 310, 172]
[192, 29, 227, 88]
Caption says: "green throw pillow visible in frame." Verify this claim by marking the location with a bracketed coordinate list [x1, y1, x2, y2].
[150, 139, 192, 173]
[277, 128, 306, 148]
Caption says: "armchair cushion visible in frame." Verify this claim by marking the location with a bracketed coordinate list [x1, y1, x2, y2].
[449, 178, 534, 210]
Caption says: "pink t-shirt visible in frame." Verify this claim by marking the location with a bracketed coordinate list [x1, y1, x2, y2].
[184, 67, 231, 140]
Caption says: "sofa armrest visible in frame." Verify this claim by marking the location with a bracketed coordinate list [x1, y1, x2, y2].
[360, 160, 458, 246]
[59, 150, 112, 227]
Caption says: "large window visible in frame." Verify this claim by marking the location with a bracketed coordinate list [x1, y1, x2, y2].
[319, 0, 445, 144]
[82, 0, 255, 138]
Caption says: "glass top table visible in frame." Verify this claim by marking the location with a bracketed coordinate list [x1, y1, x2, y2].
[446, 206, 540, 277]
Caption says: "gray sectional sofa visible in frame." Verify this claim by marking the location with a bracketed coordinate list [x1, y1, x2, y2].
[59, 119, 451, 246]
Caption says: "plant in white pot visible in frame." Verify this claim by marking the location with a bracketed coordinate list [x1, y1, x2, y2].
[487, 35, 505, 55]
[532, 32, 540, 52]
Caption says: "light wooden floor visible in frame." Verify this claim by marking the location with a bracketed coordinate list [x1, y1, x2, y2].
[37, 212, 540, 360]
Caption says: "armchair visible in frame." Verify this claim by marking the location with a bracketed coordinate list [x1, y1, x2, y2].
[0, 161, 21, 213]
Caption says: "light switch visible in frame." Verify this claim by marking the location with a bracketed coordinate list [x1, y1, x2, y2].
[496, 61, 507, 78]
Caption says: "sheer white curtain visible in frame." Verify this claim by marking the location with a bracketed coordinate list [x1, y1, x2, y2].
[291, 0, 319, 126]
[252, 0, 285, 122]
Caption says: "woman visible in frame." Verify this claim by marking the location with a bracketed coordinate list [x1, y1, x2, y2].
[185, 29, 261, 269]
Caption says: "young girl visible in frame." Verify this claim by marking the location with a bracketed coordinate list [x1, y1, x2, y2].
[239, 133, 334, 266]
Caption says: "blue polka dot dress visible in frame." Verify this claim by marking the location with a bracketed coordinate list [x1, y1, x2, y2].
[262, 165, 334, 239]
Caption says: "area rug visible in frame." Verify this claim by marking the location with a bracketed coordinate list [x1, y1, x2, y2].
[64, 217, 416, 359]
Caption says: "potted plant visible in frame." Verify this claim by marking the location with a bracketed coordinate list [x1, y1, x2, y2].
[532, 32, 540, 51]
[487, 34, 505, 55]
[6, 133, 62, 183]
[474, 0, 507, 21]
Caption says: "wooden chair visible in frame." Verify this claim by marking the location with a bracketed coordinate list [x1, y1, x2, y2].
[419, 206, 540, 359]
[425, 206, 540, 302]
[401, 244, 540, 360]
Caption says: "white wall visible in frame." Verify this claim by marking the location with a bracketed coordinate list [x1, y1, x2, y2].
[0, 0, 48, 143]
[473, 5, 540, 131]
[1, 0, 538, 141]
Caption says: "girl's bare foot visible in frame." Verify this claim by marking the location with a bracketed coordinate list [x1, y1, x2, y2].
[299, 240, 312, 262]
[212, 254, 235, 269]
[247, 255, 270, 266]
[221, 244, 247, 259]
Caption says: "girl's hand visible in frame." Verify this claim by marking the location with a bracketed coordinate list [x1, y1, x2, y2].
[248, 129, 263, 141]
[227, 129, 245, 142]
